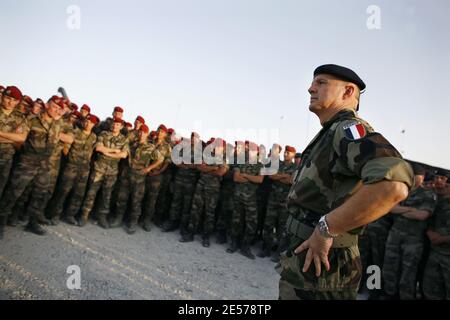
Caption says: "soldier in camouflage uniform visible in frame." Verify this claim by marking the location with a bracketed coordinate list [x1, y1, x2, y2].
[126, 116, 145, 145]
[180, 138, 228, 247]
[111, 124, 164, 233]
[162, 132, 201, 233]
[79, 117, 129, 228]
[140, 124, 172, 231]
[94, 106, 124, 135]
[0, 86, 25, 198]
[46, 115, 99, 225]
[422, 171, 450, 299]
[0, 96, 71, 238]
[278, 65, 414, 300]
[382, 165, 437, 299]
[215, 143, 237, 244]
[258, 145, 297, 260]
[227, 141, 264, 259]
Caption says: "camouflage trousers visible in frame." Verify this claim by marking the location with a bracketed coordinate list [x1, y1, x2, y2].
[278, 235, 361, 300]
[422, 250, 450, 300]
[154, 168, 173, 223]
[47, 153, 63, 196]
[216, 182, 234, 233]
[168, 176, 197, 226]
[0, 156, 52, 224]
[187, 178, 221, 235]
[142, 174, 163, 223]
[115, 168, 147, 224]
[47, 163, 90, 219]
[262, 195, 289, 249]
[0, 157, 13, 198]
[231, 194, 258, 245]
[366, 216, 392, 269]
[382, 229, 424, 299]
[80, 169, 118, 219]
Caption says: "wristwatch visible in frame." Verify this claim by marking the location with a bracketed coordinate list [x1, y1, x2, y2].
[317, 215, 338, 238]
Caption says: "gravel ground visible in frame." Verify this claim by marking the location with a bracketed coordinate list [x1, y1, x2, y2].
[0, 221, 279, 300]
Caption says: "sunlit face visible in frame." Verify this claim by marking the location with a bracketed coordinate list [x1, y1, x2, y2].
[85, 120, 95, 132]
[112, 122, 123, 134]
[414, 174, 425, 188]
[134, 120, 143, 129]
[284, 150, 295, 162]
[1, 95, 20, 111]
[31, 102, 43, 115]
[113, 111, 123, 119]
[46, 101, 63, 120]
[158, 129, 167, 141]
[308, 74, 349, 114]
[139, 131, 149, 143]
[81, 109, 89, 117]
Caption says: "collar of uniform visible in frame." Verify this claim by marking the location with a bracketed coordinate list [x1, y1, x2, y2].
[322, 109, 357, 128]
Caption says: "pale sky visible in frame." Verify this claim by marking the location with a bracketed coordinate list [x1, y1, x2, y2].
[1, 0, 449, 168]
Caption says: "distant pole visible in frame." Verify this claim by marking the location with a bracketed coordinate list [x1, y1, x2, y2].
[58, 87, 69, 100]
[400, 128, 406, 155]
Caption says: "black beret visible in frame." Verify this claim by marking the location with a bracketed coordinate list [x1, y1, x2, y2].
[411, 163, 426, 176]
[435, 168, 449, 178]
[295, 152, 302, 158]
[314, 64, 366, 91]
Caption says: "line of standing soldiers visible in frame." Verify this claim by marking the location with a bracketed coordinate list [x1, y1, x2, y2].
[0, 85, 302, 261]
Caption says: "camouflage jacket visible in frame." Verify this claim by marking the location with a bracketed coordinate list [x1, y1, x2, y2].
[129, 141, 163, 174]
[0, 107, 26, 159]
[155, 141, 172, 165]
[234, 162, 263, 199]
[392, 186, 437, 237]
[271, 160, 297, 197]
[429, 194, 450, 254]
[67, 128, 97, 167]
[21, 114, 65, 161]
[287, 109, 414, 231]
[94, 131, 129, 175]
[48, 117, 74, 167]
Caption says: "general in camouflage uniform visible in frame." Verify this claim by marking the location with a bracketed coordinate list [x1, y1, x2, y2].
[0, 86, 25, 198]
[46, 115, 99, 225]
[259, 146, 297, 260]
[111, 124, 164, 234]
[227, 142, 263, 259]
[79, 117, 129, 228]
[422, 172, 450, 300]
[278, 65, 414, 300]
[141, 125, 172, 231]
[0, 96, 69, 238]
[180, 139, 228, 247]
[382, 166, 437, 299]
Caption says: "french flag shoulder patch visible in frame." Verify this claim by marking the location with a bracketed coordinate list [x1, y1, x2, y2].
[343, 122, 366, 140]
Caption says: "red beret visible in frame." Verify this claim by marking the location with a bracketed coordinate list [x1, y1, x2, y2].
[70, 103, 78, 111]
[285, 145, 296, 153]
[71, 111, 82, 118]
[168, 128, 175, 135]
[48, 95, 65, 109]
[114, 106, 123, 113]
[22, 95, 33, 105]
[136, 116, 145, 124]
[125, 122, 132, 128]
[87, 114, 100, 125]
[0, 85, 5, 92]
[158, 124, 168, 133]
[150, 130, 157, 137]
[140, 124, 149, 134]
[4, 86, 23, 100]
[113, 117, 124, 124]
[81, 104, 91, 113]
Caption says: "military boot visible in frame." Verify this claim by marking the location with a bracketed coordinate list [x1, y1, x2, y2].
[25, 218, 46, 236]
[97, 216, 109, 229]
[50, 216, 60, 226]
[226, 238, 239, 253]
[65, 216, 78, 226]
[7, 211, 19, 227]
[143, 217, 152, 232]
[257, 244, 271, 258]
[78, 213, 89, 227]
[240, 244, 255, 260]
[161, 219, 178, 232]
[0, 216, 7, 240]
[216, 230, 227, 244]
[202, 233, 210, 247]
[35, 213, 51, 226]
[109, 215, 124, 228]
[179, 232, 194, 243]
